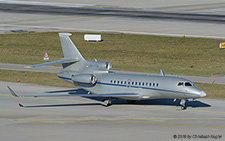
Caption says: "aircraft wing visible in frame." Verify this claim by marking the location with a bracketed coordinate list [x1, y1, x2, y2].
[7, 86, 139, 98]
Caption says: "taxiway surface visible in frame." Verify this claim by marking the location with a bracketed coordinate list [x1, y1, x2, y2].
[0, 81, 225, 141]
[1, 0, 225, 38]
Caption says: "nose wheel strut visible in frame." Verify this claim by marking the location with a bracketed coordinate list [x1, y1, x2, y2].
[180, 99, 187, 110]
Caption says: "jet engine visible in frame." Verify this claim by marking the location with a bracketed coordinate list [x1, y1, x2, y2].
[88, 61, 112, 71]
[97, 61, 111, 71]
[72, 74, 97, 87]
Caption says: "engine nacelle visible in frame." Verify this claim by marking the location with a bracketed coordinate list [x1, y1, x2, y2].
[98, 61, 111, 71]
[88, 61, 112, 71]
[72, 74, 97, 87]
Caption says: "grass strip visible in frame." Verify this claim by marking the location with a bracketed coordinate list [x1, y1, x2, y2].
[0, 69, 73, 87]
[0, 32, 224, 76]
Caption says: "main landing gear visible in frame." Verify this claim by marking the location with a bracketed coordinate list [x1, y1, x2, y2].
[102, 98, 112, 107]
[101, 99, 137, 106]
[180, 99, 187, 110]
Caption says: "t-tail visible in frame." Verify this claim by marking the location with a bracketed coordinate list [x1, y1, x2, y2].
[59, 33, 87, 72]
[27, 33, 112, 74]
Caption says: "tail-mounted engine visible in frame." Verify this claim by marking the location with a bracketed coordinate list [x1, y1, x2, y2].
[72, 74, 97, 87]
[104, 62, 112, 71]
[86, 61, 112, 72]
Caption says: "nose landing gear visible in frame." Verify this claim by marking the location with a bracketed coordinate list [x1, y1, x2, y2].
[180, 99, 187, 110]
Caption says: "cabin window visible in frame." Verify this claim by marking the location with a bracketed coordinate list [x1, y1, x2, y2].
[132, 82, 134, 85]
[185, 82, 192, 86]
[178, 82, 183, 86]
[153, 83, 155, 87]
[121, 81, 123, 84]
[114, 80, 116, 84]
[117, 81, 120, 84]
[146, 83, 148, 86]
[128, 82, 130, 85]
[139, 82, 141, 86]
[142, 82, 145, 86]
[110, 80, 112, 83]
[124, 81, 127, 85]
[135, 82, 138, 85]
[156, 83, 159, 87]
[149, 83, 151, 86]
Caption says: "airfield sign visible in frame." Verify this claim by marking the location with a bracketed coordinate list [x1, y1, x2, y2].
[43, 52, 49, 61]
[219, 42, 225, 49]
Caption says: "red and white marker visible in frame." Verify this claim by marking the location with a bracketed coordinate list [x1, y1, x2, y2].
[43, 52, 49, 61]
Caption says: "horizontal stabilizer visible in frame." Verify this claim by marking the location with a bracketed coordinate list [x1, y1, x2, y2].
[25, 58, 78, 68]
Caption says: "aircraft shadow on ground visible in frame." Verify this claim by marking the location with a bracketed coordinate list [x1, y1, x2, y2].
[22, 98, 211, 108]
[87, 97, 211, 108]
[139, 99, 211, 108]
[26, 88, 211, 109]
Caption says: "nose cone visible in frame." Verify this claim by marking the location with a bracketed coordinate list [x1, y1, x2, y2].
[199, 91, 207, 98]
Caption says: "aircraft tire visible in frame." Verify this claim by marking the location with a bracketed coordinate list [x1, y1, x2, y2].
[181, 106, 187, 110]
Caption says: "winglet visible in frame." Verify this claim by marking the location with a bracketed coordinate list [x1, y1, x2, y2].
[7, 86, 20, 97]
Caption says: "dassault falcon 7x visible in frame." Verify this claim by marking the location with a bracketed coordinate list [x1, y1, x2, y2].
[8, 33, 206, 110]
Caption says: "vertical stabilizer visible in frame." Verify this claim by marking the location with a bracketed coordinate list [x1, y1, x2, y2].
[58, 33, 86, 71]
[59, 33, 85, 61]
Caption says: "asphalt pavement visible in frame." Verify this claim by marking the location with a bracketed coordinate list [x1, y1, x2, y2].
[0, 81, 224, 141]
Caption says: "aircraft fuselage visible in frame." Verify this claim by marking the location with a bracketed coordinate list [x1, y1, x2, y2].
[58, 71, 206, 100]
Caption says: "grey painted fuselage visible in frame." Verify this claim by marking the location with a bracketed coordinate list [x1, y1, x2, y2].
[58, 69, 205, 101]
[55, 33, 206, 102]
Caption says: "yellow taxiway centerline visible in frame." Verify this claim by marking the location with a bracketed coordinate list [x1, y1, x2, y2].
[0, 118, 225, 129]
[123, 104, 225, 114]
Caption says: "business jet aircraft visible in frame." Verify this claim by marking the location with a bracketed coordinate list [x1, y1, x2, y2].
[8, 33, 206, 110]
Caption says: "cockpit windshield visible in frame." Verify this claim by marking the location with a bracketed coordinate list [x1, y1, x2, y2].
[178, 82, 184, 86]
[185, 82, 192, 86]
[178, 82, 193, 87]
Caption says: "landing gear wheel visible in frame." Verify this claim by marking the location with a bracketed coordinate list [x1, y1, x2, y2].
[102, 98, 112, 107]
[127, 100, 136, 104]
[181, 106, 187, 110]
